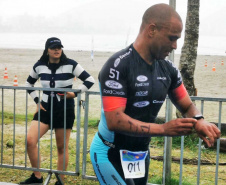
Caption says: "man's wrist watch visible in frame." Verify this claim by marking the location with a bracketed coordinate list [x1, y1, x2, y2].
[193, 115, 204, 120]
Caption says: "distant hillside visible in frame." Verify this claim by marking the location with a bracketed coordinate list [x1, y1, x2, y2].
[56, 0, 146, 35]
[0, 0, 146, 34]
[0, 0, 225, 39]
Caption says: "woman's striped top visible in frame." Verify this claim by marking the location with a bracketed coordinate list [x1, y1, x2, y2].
[26, 58, 95, 109]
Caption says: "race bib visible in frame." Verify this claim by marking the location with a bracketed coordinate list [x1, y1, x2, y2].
[120, 150, 148, 179]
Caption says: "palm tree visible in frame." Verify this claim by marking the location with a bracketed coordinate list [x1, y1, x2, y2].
[179, 0, 200, 96]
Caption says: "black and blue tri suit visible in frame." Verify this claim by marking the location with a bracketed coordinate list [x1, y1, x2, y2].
[90, 44, 186, 185]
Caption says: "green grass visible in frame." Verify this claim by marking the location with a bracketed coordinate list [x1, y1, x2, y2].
[84, 119, 100, 128]
[0, 111, 33, 124]
[148, 177, 192, 185]
[0, 117, 226, 184]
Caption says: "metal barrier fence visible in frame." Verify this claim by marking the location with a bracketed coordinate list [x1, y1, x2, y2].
[1, 86, 225, 184]
[0, 86, 82, 185]
[82, 91, 226, 185]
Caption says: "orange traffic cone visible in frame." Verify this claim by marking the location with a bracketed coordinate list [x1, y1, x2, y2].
[212, 63, 216, 71]
[221, 60, 224, 66]
[74, 77, 76, 81]
[13, 75, 18, 86]
[4, 67, 8, 79]
[204, 60, 207, 67]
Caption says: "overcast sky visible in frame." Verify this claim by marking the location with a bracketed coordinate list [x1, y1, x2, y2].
[0, 0, 225, 54]
[1, 0, 225, 27]
[0, 0, 224, 16]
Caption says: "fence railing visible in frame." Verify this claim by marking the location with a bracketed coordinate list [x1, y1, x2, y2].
[0, 86, 81, 185]
[82, 91, 226, 185]
[0, 86, 225, 184]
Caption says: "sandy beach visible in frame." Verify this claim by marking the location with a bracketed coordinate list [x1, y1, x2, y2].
[0, 48, 226, 185]
[1, 48, 226, 95]
[0, 48, 226, 121]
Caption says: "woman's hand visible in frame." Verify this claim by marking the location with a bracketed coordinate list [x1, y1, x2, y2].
[57, 92, 76, 99]
[34, 103, 46, 116]
[66, 92, 76, 99]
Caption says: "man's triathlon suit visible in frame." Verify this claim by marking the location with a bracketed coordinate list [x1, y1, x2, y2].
[90, 44, 187, 185]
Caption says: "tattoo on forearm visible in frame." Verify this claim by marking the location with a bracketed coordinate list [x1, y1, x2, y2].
[128, 121, 150, 134]
[116, 111, 150, 134]
[128, 121, 138, 132]
[140, 125, 150, 133]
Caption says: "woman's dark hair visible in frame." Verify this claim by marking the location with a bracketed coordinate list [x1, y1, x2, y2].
[39, 49, 68, 63]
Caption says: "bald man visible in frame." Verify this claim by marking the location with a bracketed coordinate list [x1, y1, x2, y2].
[90, 3, 221, 185]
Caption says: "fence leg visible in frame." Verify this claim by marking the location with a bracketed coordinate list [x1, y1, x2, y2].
[43, 172, 52, 185]
[162, 98, 173, 185]
[55, 173, 64, 185]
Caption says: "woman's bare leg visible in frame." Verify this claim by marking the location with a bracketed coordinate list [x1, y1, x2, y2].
[27, 121, 49, 178]
[55, 129, 71, 181]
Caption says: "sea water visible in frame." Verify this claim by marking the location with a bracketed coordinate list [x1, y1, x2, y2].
[0, 32, 225, 56]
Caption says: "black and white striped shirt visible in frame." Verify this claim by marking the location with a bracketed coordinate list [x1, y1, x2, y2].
[26, 58, 95, 109]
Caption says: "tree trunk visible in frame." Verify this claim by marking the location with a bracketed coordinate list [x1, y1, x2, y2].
[204, 138, 226, 153]
[177, 0, 200, 118]
[179, 0, 200, 96]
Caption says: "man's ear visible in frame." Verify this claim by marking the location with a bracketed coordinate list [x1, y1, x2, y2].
[147, 24, 156, 37]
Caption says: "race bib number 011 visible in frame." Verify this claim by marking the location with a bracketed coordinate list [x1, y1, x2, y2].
[120, 150, 148, 179]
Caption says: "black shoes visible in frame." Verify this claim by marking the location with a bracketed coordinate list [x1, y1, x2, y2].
[19, 173, 43, 185]
[55, 181, 63, 185]
[19, 173, 63, 185]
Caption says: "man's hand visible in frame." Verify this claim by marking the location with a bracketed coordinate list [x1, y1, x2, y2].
[163, 118, 197, 136]
[194, 120, 221, 147]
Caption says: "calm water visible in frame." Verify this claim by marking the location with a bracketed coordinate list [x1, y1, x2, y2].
[0, 32, 225, 56]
